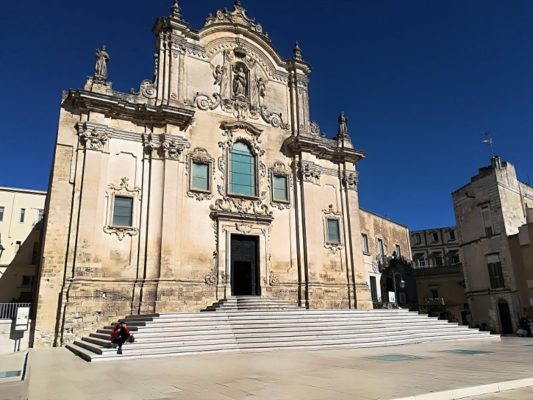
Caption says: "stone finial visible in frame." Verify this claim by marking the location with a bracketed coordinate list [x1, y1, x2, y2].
[234, 0, 242, 7]
[293, 41, 304, 62]
[94, 45, 110, 81]
[171, 0, 182, 20]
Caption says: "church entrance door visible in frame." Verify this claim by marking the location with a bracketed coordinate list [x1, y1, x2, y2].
[231, 235, 260, 296]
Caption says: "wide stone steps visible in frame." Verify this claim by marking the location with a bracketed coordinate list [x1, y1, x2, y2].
[66, 297, 497, 362]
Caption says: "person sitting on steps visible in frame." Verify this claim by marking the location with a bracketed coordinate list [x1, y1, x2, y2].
[111, 321, 131, 355]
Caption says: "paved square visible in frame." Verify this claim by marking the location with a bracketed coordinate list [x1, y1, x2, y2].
[23, 337, 533, 400]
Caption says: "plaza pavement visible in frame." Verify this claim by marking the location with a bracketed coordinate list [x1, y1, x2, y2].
[12, 337, 533, 400]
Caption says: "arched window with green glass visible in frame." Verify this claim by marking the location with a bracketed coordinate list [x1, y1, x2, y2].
[229, 142, 256, 197]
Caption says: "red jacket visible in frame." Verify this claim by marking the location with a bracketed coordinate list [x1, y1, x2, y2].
[111, 324, 130, 340]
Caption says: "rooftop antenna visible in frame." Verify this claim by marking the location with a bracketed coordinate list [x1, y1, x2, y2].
[482, 131, 495, 158]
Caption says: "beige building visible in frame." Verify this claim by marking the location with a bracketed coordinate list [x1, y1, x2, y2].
[34, 1, 377, 347]
[0, 186, 46, 303]
[453, 156, 533, 333]
[359, 209, 411, 305]
[509, 223, 533, 319]
[411, 227, 467, 324]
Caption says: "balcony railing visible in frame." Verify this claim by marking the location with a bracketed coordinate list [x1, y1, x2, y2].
[0, 303, 32, 319]
[424, 297, 445, 306]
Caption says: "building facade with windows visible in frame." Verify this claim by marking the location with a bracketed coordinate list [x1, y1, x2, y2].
[410, 227, 467, 324]
[34, 2, 374, 347]
[452, 156, 533, 333]
[359, 209, 412, 306]
[0, 186, 46, 303]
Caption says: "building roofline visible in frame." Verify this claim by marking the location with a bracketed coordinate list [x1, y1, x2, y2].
[359, 208, 408, 229]
[0, 186, 47, 196]
[410, 226, 456, 234]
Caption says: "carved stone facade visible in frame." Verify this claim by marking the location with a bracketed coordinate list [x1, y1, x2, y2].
[33, 1, 373, 347]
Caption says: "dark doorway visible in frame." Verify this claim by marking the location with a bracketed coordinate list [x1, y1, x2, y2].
[231, 235, 260, 296]
[498, 300, 513, 334]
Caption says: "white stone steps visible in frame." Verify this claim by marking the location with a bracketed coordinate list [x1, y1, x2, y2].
[83, 331, 488, 355]
[127, 318, 448, 330]
[123, 314, 437, 324]
[87, 327, 481, 348]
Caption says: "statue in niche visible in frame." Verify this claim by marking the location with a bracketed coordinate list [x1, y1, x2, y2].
[95, 45, 110, 80]
[213, 65, 223, 86]
[232, 65, 248, 97]
[257, 77, 266, 106]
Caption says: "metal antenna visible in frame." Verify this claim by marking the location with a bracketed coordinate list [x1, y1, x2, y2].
[482, 131, 495, 158]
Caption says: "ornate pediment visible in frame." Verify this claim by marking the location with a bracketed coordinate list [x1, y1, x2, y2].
[204, 1, 270, 43]
[220, 121, 263, 137]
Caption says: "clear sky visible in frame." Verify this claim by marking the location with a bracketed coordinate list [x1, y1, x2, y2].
[1, 0, 532, 230]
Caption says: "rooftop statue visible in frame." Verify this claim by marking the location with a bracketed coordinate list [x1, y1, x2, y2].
[95, 45, 110, 80]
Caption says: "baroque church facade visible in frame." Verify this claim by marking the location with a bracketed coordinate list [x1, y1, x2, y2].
[34, 1, 373, 346]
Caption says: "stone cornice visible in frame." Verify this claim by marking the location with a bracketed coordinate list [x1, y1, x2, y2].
[283, 136, 366, 165]
[63, 90, 195, 128]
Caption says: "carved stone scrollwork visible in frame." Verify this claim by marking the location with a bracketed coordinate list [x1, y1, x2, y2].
[210, 198, 273, 217]
[131, 79, 157, 99]
[108, 177, 141, 195]
[299, 161, 321, 185]
[160, 137, 185, 161]
[103, 225, 139, 241]
[309, 121, 325, 137]
[260, 106, 289, 129]
[322, 204, 344, 254]
[77, 123, 111, 151]
[186, 147, 214, 201]
[192, 92, 221, 111]
[236, 223, 253, 234]
[342, 171, 359, 191]
[104, 177, 141, 241]
[204, 269, 218, 286]
[269, 273, 280, 286]
[142, 133, 158, 156]
[270, 161, 291, 210]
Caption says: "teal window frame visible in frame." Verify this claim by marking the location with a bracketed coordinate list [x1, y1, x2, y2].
[191, 161, 210, 192]
[112, 196, 134, 227]
[326, 218, 341, 244]
[228, 142, 257, 197]
[272, 174, 289, 203]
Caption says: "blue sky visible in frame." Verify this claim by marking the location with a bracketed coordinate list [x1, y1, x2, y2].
[1, 0, 532, 230]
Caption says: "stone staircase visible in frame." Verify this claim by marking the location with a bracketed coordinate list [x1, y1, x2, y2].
[66, 296, 497, 362]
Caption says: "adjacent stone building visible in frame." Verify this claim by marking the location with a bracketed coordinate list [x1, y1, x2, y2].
[0, 186, 46, 303]
[359, 209, 412, 305]
[453, 156, 533, 333]
[33, 1, 376, 347]
[410, 227, 467, 324]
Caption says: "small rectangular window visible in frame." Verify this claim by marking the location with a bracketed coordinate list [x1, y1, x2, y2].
[395, 244, 401, 258]
[0, 206, 4, 222]
[272, 175, 288, 202]
[369, 276, 378, 302]
[22, 275, 34, 286]
[432, 232, 439, 242]
[481, 205, 493, 237]
[112, 196, 133, 227]
[32, 242, 40, 265]
[191, 162, 209, 191]
[414, 233, 421, 245]
[361, 234, 369, 254]
[327, 219, 340, 243]
[377, 238, 385, 256]
[449, 230, 456, 241]
[430, 288, 439, 299]
[488, 262, 504, 288]
[20, 208, 25, 223]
